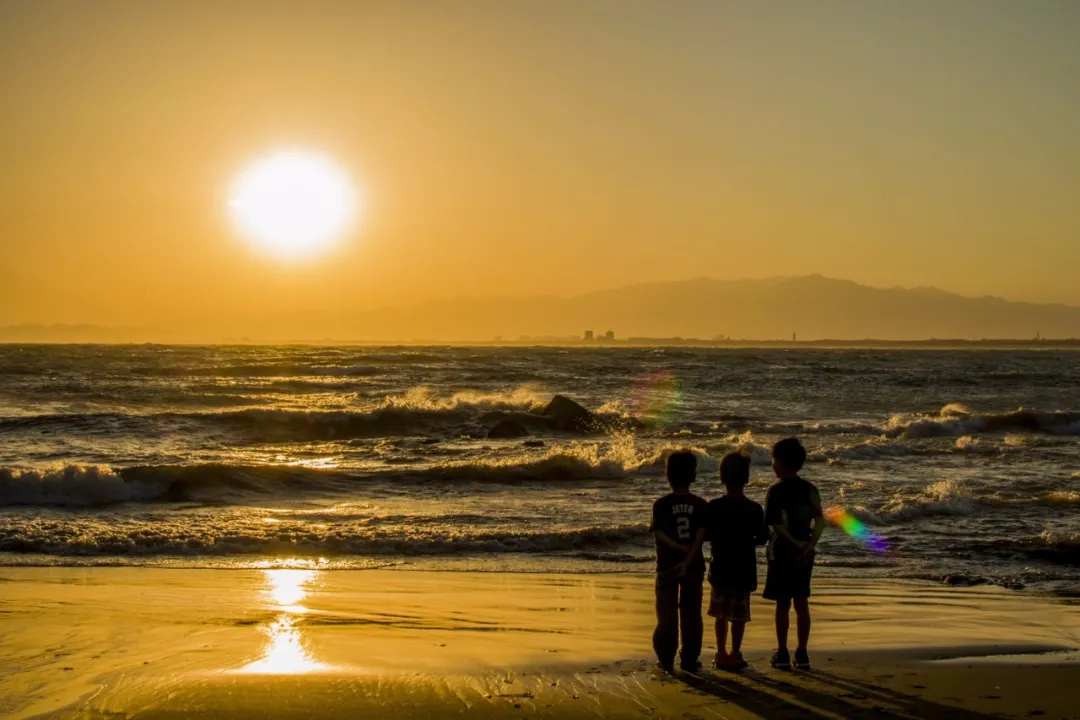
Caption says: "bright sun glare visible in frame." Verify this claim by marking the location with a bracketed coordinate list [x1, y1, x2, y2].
[237, 569, 329, 675]
[228, 150, 357, 259]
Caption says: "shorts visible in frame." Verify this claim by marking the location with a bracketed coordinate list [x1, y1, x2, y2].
[707, 588, 751, 622]
[762, 557, 814, 601]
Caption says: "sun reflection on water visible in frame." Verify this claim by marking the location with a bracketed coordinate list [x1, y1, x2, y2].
[236, 568, 330, 675]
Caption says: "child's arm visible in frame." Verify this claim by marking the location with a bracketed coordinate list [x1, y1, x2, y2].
[654, 530, 689, 554]
[649, 500, 686, 553]
[685, 527, 706, 560]
[800, 489, 826, 559]
[674, 527, 706, 576]
[771, 522, 803, 549]
[754, 506, 769, 546]
[766, 487, 804, 548]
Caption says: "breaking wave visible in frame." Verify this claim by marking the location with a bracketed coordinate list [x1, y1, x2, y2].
[0, 517, 650, 557]
[0, 440, 715, 507]
[707, 405, 1080, 441]
[0, 387, 551, 442]
[975, 532, 1080, 568]
[837, 478, 1080, 526]
[715, 431, 1013, 468]
[884, 404, 1080, 439]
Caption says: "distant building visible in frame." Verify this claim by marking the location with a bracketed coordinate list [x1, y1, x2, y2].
[584, 330, 594, 341]
[604, 330, 615, 341]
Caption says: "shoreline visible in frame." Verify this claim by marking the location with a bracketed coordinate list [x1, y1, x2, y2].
[2, 569, 1079, 719]
[0, 555, 1071, 599]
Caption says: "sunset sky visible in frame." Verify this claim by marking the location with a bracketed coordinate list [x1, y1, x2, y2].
[2, 0, 1079, 329]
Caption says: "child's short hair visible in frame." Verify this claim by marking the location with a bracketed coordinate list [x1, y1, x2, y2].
[772, 437, 807, 473]
[666, 450, 697, 489]
[719, 452, 751, 489]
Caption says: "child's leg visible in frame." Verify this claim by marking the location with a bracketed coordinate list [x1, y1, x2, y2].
[793, 597, 811, 651]
[678, 575, 704, 666]
[730, 619, 746, 655]
[774, 598, 791, 650]
[714, 617, 729, 659]
[652, 576, 680, 668]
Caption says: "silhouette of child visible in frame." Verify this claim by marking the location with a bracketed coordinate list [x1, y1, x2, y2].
[705, 452, 767, 670]
[763, 437, 824, 670]
[649, 450, 708, 673]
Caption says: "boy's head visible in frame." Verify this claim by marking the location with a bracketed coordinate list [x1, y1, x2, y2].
[665, 450, 697, 490]
[719, 452, 751, 492]
[771, 437, 807, 478]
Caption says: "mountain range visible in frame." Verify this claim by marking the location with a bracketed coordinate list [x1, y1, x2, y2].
[3, 276, 1080, 343]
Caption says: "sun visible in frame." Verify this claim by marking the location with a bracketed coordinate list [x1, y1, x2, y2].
[228, 150, 357, 259]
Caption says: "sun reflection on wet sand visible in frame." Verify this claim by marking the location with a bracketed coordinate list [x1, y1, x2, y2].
[236, 568, 330, 674]
[268, 569, 315, 612]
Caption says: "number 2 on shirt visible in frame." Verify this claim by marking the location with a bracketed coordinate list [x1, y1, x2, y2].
[677, 516, 691, 540]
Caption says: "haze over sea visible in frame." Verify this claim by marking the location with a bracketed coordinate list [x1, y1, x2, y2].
[1, 345, 1078, 595]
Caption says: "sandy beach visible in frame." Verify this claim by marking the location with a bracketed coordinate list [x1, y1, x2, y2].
[1, 568, 1077, 719]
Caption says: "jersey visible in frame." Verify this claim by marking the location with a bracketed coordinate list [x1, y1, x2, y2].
[650, 492, 709, 574]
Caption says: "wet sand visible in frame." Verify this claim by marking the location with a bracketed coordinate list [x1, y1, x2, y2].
[1, 568, 1078, 719]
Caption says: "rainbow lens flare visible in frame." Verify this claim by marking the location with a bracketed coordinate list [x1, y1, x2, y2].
[825, 506, 890, 554]
[628, 370, 682, 429]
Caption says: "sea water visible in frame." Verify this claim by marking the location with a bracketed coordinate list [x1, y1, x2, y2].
[0, 345, 1077, 595]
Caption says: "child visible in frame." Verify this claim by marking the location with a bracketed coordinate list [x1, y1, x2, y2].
[763, 437, 824, 670]
[706, 452, 767, 671]
[649, 450, 708, 673]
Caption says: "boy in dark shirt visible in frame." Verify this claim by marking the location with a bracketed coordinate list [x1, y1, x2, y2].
[706, 452, 767, 671]
[649, 450, 708, 673]
[763, 438, 824, 670]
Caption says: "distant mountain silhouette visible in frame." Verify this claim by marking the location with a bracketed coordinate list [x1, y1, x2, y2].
[4, 277, 1080, 342]
[317, 275, 1080, 342]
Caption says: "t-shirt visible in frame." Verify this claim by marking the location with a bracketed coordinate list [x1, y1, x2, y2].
[706, 495, 767, 593]
[764, 476, 822, 562]
[649, 492, 709, 574]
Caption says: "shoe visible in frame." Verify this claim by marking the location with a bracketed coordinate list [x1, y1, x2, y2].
[711, 652, 729, 669]
[770, 648, 791, 670]
[657, 660, 675, 674]
[794, 648, 811, 670]
[722, 652, 749, 672]
[680, 659, 703, 673]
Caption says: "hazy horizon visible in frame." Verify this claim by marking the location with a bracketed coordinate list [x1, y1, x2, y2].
[5, 274, 1080, 343]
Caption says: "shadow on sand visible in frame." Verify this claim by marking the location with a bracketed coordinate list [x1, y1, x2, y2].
[678, 667, 998, 720]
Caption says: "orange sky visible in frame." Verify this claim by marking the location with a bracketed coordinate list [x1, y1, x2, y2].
[2, 0, 1079, 327]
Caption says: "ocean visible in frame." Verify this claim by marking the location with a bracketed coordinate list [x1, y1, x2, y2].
[0, 345, 1077, 595]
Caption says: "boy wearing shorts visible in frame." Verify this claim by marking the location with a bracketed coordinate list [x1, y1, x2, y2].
[706, 452, 767, 670]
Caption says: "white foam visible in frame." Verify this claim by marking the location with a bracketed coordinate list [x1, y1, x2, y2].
[370, 386, 547, 413]
[719, 432, 773, 465]
[883, 404, 1080, 439]
[810, 437, 913, 462]
[876, 479, 980, 521]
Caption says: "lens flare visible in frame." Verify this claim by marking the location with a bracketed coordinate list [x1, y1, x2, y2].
[628, 370, 682, 429]
[825, 506, 890, 554]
